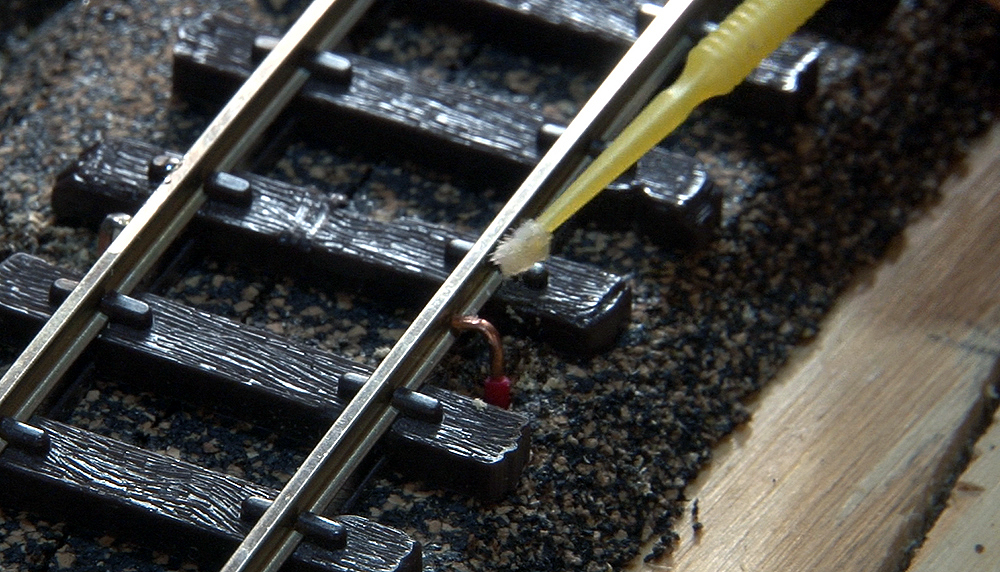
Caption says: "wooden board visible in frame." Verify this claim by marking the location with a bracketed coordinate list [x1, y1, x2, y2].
[907, 406, 1000, 571]
[630, 123, 1000, 572]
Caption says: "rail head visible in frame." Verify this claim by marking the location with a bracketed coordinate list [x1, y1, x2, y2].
[0, 0, 375, 445]
[223, 1, 709, 570]
[0, 0, 708, 569]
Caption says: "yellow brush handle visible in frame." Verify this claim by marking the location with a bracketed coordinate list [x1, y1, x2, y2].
[536, 0, 829, 233]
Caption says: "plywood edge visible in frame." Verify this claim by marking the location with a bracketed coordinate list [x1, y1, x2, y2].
[907, 398, 1000, 572]
[629, 124, 1000, 572]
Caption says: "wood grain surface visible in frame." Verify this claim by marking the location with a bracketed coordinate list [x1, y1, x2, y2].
[0, 253, 531, 501]
[908, 405, 1000, 571]
[3, 1, 997, 570]
[53, 138, 635, 354]
[632, 124, 1000, 572]
[0, 417, 422, 572]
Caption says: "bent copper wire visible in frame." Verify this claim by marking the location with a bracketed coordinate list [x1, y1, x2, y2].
[451, 315, 513, 409]
[451, 315, 506, 380]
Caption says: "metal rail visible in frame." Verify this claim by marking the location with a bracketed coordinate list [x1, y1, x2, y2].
[0, 0, 375, 449]
[223, 1, 708, 570]
[0, 0, 710, 568]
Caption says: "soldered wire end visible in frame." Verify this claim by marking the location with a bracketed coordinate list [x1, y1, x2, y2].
[451, 315, 513, 408]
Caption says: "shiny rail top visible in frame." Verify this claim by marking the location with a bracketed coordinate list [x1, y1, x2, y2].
[0, 0, 376, 441]
[0, 0, 712, 570]
[224, 0, 711, 570]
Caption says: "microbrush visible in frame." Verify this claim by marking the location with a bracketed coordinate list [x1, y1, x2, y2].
[493, 0, 829, 276]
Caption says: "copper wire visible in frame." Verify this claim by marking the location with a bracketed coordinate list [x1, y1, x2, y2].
[450, 315, 505, 379]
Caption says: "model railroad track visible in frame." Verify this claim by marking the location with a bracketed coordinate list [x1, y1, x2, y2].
[0, 0, 873, 570]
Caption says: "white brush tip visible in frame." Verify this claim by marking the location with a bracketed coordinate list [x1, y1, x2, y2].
[492, 219, 551, 277]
